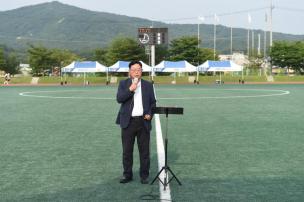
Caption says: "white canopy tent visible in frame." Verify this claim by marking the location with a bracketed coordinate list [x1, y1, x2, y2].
[154, 60, 197, 73]
[198, 60, 243, 72]
[198, 60, 244, 83]
[61, 61, 108, 84]
[61, 61, 107, 73]
[108, 61, 151, 72]
[153, 60, 197, 83]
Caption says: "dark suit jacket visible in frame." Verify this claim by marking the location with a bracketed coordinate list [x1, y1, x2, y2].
[116, 78, 156, 131]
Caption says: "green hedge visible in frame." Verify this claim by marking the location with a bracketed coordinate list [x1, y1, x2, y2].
[274, 75, 304, 82]
[0, 77, 32, 84]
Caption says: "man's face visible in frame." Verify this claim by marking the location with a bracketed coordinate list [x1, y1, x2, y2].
[129, 63, 142, 79]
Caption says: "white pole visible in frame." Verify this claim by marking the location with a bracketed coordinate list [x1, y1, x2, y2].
[197, 21, 200, 83]
[197, 22, 200, 50]
[269, 0, 274, 75]
[84, 72, 86, 85]
[197, 16, 205, 83]
[230, 26, 233, 55]
[213, 14, 217, 60]
[60, 69, 62, 81]
[151, 45, 155, 81]
[270, 0, 273, 47]
[258, 33, 261, 55]
[247, 29, 250, 57]
[247, 13, 251, 57]
[264, 30, 267, 57]
[252, 31, 255, 54]
[196, 68, 199, 83]
[242, 68, 244, 80]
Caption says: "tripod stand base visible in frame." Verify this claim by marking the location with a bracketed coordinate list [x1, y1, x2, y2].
[150, 165, 182, 190]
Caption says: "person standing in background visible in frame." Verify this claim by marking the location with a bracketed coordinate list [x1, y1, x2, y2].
[4, 72, 11, 85]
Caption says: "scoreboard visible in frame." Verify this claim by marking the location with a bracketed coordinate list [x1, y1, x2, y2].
[138, 27, 168, 45]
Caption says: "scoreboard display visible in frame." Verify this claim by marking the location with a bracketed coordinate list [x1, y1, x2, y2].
[138, 27, 168, 45]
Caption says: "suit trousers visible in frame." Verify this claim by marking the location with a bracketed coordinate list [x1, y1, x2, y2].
[121, 117, 150, 179]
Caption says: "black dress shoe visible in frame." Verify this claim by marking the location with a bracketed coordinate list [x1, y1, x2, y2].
[140, 178, 149, 184]
[119, 177, 132, 183]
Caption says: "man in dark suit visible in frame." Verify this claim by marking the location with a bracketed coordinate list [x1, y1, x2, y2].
[116, 61, 156, 184]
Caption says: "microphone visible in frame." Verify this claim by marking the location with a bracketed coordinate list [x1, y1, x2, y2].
[133, 77, 139, 84]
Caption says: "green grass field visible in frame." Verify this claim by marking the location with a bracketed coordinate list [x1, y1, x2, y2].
[1, 84, 304, 201]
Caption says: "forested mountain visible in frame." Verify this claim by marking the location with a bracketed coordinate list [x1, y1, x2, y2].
[0, 1, 303, 55]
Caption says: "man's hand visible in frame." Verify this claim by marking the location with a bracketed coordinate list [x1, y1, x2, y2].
[144, 114, 151, 120]
[129, 78, 139, 92]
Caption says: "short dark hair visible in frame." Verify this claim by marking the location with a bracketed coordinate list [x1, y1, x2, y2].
[129, 61, 142, 69]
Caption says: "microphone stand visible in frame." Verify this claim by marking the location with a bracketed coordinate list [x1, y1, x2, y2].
[151, 107, 183, 190]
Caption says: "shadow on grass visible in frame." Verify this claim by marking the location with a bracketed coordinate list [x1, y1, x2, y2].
[4, 154, 162, 202]
[11, 180, 160, 202]
[170, 176, 304, 202]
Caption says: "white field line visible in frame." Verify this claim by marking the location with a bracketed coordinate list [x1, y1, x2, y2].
[155, 114, 172, 201]
[19, 89, 290, 100]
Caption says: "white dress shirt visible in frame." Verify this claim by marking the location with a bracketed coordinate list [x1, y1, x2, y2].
[132, 79, 143, 117]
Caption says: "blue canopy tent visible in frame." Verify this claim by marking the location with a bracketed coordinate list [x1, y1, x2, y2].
[198, 60, 243, 83]
[154, 60, 197, 83]
[154, 60, 197, 73]
[108, 61, 151, 73]
[61, 61, 107, 84]
[108, 61, 152, 83]
[108, 61, 129, 73]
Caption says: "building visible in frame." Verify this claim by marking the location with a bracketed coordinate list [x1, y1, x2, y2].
[219, 52, 249, 66]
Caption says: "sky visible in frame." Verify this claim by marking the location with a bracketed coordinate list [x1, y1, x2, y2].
[1, 0, 304, 35]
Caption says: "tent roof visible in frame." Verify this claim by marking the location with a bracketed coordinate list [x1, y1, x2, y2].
[154, 60, 197, 72]
[108, 61, 151, 72]
[61, 61, 107, 73]
[198, 60, 243, 72]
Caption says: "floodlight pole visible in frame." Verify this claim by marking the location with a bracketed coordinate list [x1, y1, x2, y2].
[269, 0, 274, 47]
[258, 33, 261, 56]
[213, 14, 217, 60]
[247, 27, 250, 57]
[197, 16, 204, 84]
[230, 26, 233, 55]
[269, 0, 274, 75]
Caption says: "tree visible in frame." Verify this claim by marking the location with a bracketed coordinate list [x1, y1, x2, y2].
[50, 49, 81, 67]
[28, 45, 53, 75]
[0, 48, 5, 71]
[5, 53, 19, 75]
[28, 45, 81, 75]
[169, 36, 218, 65]
[199, 48, 218, 64]
[270, 41, 304, 73]
[155, 45, 169, 64]
[106, 37, 146, 65]
[94, 48, 108, 65]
